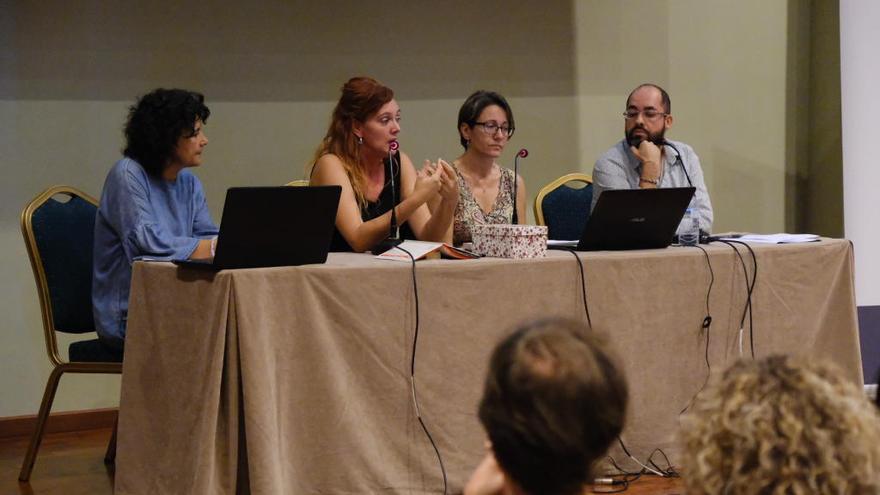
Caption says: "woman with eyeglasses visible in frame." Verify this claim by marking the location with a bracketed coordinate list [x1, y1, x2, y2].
[310, 77, 458, 252]
[446, 91, 526, 246]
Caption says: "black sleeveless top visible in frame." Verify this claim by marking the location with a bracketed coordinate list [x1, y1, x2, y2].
[330, 152, 414, 252]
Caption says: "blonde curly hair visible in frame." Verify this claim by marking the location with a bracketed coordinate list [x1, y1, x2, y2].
[679, 355, 880, 495]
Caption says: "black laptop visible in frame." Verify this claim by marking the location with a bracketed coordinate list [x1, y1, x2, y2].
[576, 187, 695, 251]
[175, 186, 341, 269]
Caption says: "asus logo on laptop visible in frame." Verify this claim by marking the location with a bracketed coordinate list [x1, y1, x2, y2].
[575, 187, 695, 251]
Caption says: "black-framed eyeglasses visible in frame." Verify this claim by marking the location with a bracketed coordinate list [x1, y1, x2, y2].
[473, 121, 514, 138]
[623, 109, 668, 120]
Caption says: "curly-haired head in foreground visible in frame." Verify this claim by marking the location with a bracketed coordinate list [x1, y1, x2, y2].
[680, 354, 880, 495]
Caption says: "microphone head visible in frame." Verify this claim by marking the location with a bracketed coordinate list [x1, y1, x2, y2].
[517, 148, 528, 158]
[389, 140, 399, 152]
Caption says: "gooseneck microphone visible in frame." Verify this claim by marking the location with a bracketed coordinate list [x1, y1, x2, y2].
[372, 140, 404, 254]
[661, 140, 693, 187]
[661, 139, 706, 241]
[388, 140, 400, 238]
[512, 148, 528, 224]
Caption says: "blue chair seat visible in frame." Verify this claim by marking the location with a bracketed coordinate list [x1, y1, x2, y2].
[69, 339, 123, 363]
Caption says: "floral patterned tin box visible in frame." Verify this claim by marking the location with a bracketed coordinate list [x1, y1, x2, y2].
[471, 224, 548, 259]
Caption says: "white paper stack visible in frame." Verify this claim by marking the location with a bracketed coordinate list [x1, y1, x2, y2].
[721, 233, 820, 244]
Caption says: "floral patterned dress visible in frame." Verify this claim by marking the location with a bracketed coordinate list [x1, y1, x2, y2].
[452, 163, 516, 246]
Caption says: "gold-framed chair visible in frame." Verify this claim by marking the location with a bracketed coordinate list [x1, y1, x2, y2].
[19, 185, 123, 482]
[286, 179, 310, 187]
[534, 173, 593, 241]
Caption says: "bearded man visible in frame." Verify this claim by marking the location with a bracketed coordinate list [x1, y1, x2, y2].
[591, 83, 713, 233]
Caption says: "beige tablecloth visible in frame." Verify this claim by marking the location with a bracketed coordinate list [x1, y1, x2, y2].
[115, 240, 861, 494]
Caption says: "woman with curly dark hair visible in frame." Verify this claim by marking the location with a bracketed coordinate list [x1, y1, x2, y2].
[92, 88, 219, 350]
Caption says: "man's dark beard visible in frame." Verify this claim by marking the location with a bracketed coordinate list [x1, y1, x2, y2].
[626, 126, 666, 148]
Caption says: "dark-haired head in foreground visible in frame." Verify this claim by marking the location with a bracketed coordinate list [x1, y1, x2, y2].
[680, 355, 880, 495]
[465, 318, 628, 495]
[123, 88, 210, 177]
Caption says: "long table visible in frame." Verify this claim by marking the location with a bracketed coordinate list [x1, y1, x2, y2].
[115, 240, 862, 494]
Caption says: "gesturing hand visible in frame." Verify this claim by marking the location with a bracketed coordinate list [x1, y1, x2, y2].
[435, 159, 459, 204]
[414, 160, 443, 202]
[463, 451, 510, 495]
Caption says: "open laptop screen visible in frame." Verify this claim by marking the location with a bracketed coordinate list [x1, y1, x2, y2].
[576, 187, 694, 251]
[176, 185, 341, 269]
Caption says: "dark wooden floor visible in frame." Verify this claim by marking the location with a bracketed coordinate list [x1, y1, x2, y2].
[591, 475, 684, 494]
[0, 428, 114, 495]
[0, 427, 684, 494]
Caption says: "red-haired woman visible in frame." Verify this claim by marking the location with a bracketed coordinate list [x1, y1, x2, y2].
[310, 77, 458, 252]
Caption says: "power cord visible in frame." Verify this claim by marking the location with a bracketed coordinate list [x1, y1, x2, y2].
[396, 246, 448, 495]
[602, 244, 714, 486]
[564, 248, 592, 328]
[712, 240, 758, 358]
[563, 247, 685, 484]
[600, 442, 679, 493]
[679, 244, 714, 415]
[591, 474, 633, 493]
[615, 437, 668, 477]
[726, 240, 758, 358]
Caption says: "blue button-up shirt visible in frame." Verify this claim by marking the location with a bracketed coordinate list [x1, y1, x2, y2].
[591, 139, 713, 232]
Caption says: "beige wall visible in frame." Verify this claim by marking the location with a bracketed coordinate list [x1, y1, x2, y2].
[0, 1, 836, 417]
[576, 0, 793, 233]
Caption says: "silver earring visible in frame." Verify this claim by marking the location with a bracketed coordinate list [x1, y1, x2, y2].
[357, 136, 363, 145]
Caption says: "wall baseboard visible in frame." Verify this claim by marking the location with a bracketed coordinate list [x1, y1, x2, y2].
[0, 408, 117, 439]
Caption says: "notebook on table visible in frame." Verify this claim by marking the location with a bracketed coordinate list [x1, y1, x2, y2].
[174, 185, 341, 270]
[575, 187, 695, 251]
